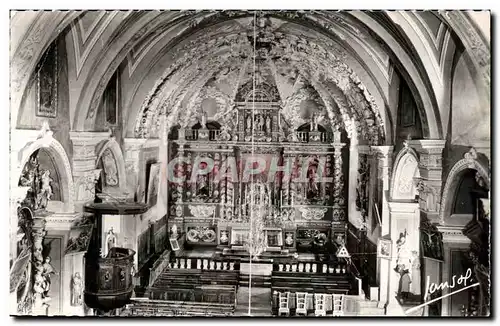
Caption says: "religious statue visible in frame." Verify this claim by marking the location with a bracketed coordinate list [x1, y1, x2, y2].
[71, 272, 83, 306]
[105, 227, 117, 256]
[257, 115, 265, 131]
[36, 169, 53, 209]
[246, 115, 252, 132]
[41, 256, 57, 297]
[310, 113, 318, 131]
[394, 231, 413, 285]
[265, 115, 271, 132]
[170, 224, 178, 239]
[196, 162, 209, 197]
[307, 166, 320, 200]
[201, 112, 207, 129]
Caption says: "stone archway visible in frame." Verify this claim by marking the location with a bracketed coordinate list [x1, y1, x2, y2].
[95, 137, 127, 192]
[440, 147, 490, 225]
[16, 125, 75, 212]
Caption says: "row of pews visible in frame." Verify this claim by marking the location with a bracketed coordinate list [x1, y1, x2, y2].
[123, 298, 235, 316]
[271, 262, 352, 295]
[133, 256, 240, 316]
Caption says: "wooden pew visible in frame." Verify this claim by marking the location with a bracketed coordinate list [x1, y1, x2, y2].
[125, 298, 235, 316]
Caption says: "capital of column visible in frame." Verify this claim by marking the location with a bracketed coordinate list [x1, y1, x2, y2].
[371, 145, 394, 157]
[69, 131, 111, 147]
[70, 132, 110, 174]
[74, 169, 101, 203]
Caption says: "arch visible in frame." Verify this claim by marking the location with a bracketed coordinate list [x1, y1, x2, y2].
[390, 146, 421, 201]
[439, 148, 490, 225]
[17, 129, 75, 212]
[95, 137, 127, 191]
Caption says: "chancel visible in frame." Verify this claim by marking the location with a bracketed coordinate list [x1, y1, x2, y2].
[9, 10, 490, 317]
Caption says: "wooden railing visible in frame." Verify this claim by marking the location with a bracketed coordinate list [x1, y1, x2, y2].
[148, 249, 171, 287]
[168, 257, 240, 271]
[273, 261, 348, 275]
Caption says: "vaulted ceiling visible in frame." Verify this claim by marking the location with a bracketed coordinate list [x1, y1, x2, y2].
[10, 10, 491, 144]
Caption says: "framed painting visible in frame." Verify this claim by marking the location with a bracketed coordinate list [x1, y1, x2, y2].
[378, 238, 391, 259]
[64, 224, 94, 255]
[147, 163, 161, 206]
[35, 43, 58, 118]
[169, 239, 180, 251]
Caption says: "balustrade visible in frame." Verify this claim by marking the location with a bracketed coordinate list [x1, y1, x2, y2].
[183, 129, 222, 141]
[169, 257, 239, 271]
[273, 261, 347, 275]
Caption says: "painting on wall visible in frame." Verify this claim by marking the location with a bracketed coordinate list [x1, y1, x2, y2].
[147, 163, 160, 207]
[400, 85, 416, 127]
[35, 43, 58, 118]
[147, 163, 161, 207]
[103, 72, 118, 126]
[64, 224, 94, 255]
[378, 238, 391, 259]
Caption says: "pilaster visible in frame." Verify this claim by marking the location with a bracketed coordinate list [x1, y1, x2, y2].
[123, 138, 160, 198]
[408, 140, 446, 223]
[70, 132, 110, 209]
[371, 146, 394, 236]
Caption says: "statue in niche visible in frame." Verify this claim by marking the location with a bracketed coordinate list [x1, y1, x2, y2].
[306, 165, 320, 200]
[37, 170, 53, 209]
[102, 150, 118, 186]
[196, 161, 210, 198]
[310, 113, 318, 132]
[71, 272, 83, 306]
[41, 256, 57, 297]
[105, 227, 117, 256]
[246, 114, 252, 133]
[201, 112, 207, 129]
[257, 115, 264, 131]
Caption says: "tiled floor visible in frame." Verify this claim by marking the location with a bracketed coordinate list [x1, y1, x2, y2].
[234, 287, 273, 316]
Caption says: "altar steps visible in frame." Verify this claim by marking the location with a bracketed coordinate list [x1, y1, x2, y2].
[239, 274, 272, 288]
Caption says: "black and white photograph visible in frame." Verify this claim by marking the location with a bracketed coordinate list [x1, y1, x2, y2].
[8, 8, 491, 318]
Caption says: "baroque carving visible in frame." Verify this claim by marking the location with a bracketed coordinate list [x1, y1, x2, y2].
[299, 207, 327, 220]
[133, 18, 384, 145]
[188, 205, 215, 218]
[101, 148, 118, 187]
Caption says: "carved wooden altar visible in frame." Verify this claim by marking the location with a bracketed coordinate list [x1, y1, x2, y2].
[168, 86, 349, 257]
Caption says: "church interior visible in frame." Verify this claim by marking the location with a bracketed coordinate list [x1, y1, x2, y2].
[9, 10, 490, 317]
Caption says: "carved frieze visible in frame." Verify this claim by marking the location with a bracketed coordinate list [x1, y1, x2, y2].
[299, 207, 327, 220]
[188, 205, 215, 218]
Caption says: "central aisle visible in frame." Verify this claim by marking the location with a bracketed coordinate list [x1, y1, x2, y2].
[234, 287, 272, 317]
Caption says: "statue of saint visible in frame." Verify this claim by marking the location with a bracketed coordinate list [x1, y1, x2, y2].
[71, 272, 83, 306]
[105, 228, 117, 256]
[265, 116, 271, 132]
[201, 112, 207, 129]
[41, 256, 57, 297]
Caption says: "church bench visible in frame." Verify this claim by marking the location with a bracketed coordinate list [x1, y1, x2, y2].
[126, 299, 235, 316]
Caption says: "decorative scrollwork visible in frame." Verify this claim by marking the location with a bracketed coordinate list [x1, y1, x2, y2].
[299, 207, 327, 220]
[188, 205, 215, 218]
